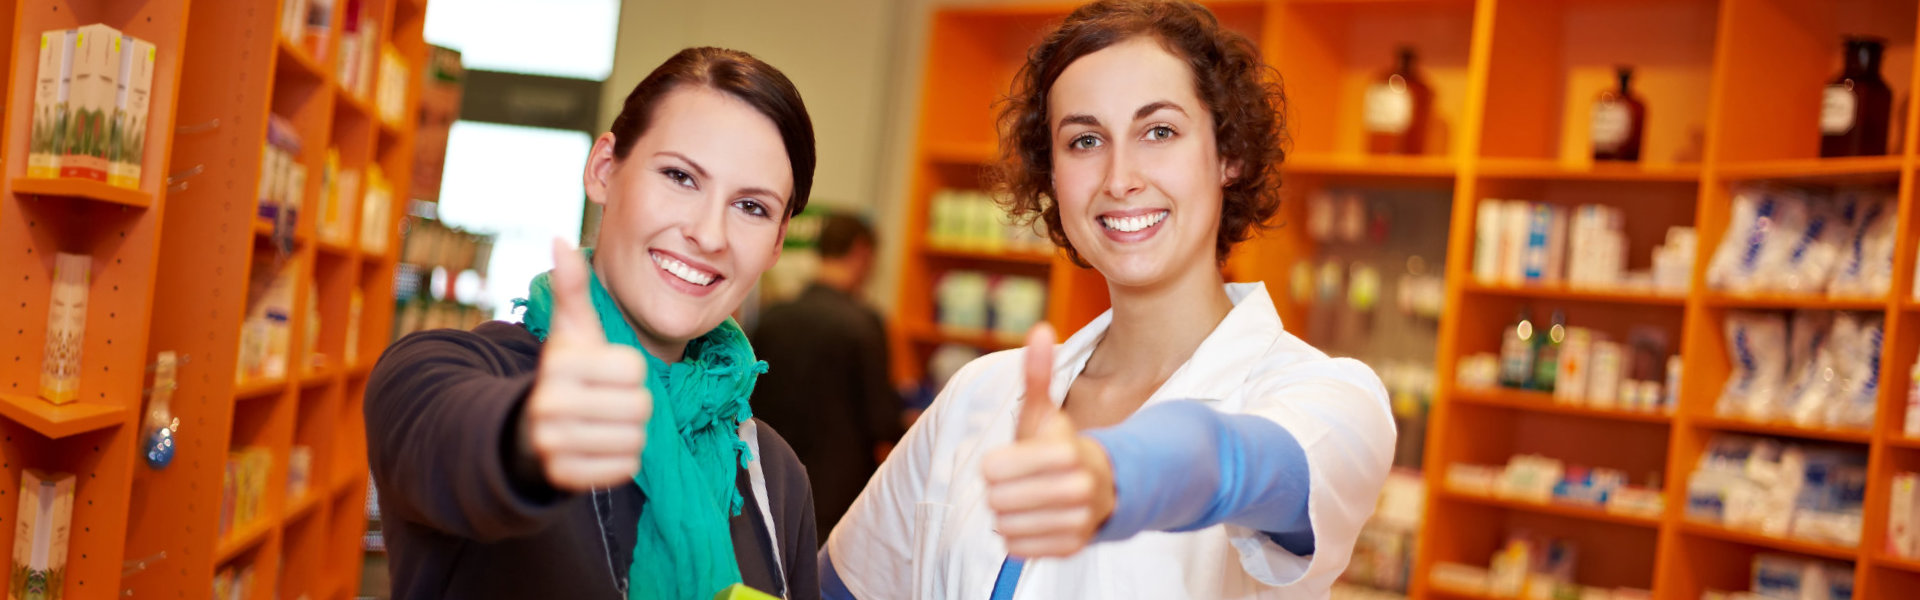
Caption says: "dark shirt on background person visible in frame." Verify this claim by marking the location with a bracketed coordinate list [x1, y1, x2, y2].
[751, 213, 902, 540]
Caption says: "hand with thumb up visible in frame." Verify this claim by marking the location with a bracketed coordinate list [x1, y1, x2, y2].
[980, 324, 1117, 558]
[523, 239, 654, 492]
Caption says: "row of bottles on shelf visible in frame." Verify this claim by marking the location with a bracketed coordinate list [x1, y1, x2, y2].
[1704, 555, 1852, 600]
[1474, 199, 1695, 294]
[1446, 456, 1666, 518]
[401, 218, 494, 274]
[261, 117, 397, 255]
[1288, 257, 1445, 321]
[926, 189, 1051, 255]
[1707, 186, 1896, 298]
[1458, 309, 1680, 414]
[1428, 533, 1652, 600]
[933, 271, 1045, 339]
[1718, 311, 1881, 431]
[236, 254, 365, 385]
[28, 24, 157, 188]
[1364, 36, 1892, 160]
[1686, 434, 1865, 549]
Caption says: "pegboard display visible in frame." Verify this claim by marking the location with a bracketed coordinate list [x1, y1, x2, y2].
[0, 0, 432, 598]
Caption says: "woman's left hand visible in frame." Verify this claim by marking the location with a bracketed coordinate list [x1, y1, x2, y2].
[981, 325, 1117, 558]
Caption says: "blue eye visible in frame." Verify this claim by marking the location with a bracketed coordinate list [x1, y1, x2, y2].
[662, 168, 696, 188]
[1069, 134, 1102, 150]
[1145, 125, 1175, 141]
[734, 199, 770, 218]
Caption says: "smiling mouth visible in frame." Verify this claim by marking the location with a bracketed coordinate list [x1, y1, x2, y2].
[650, 250, 720, 286]
[1099, 210, 1169, 233]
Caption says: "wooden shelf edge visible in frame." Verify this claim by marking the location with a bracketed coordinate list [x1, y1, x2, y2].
[276, 35, 328, 83]
[1716, 156, 1905, 181]
[921, 244, 1055, 265]
[1286, 153, 1458, 178]
[1887, 436, 1920, 450]
[235, 377, 289, 401]
[335, 86, 375, 122]
[1439, 487, 1661, 528]
[1451, 387, 1673, 424]
[286, 491, 323, 524]
[1680, 520, 1860, 561]
[1703, 293, 1889, 311]
[1475, 158, 1702, 182]
[10, 177, 153, 208]
[1691, 415, 1872, 444]
[299, 367, 340, 388]
[1874, 552, 1920, 574]
[0, 394, 131, 439]
[215, 518, 274, 564]
[1462, 281, 1688, 306]
[923, 141, 997, 164]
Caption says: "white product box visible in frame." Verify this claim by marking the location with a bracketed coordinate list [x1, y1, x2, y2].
[109, 36, 155, 189]
[30, 29, 77, 178]
[61, 24, 120, 181]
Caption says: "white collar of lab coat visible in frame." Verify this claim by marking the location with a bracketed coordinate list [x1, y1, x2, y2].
[1046, 281, 1283, 407]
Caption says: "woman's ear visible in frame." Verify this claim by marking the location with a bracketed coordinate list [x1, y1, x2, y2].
[1220, 159, 1243, 186]
[583, 132, 621, 207]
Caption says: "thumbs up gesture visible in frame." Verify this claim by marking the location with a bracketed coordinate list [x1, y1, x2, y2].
[981, 324, 1117, 558]
[523, 239, 653, 492]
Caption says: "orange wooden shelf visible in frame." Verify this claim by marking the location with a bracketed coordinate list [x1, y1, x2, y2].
[1439, 487, 1661, 528]
[1286, 153, 1458, 179]
[299, 367, 339, 388]
[286, 491, 323, 524]
[1679, 520, 1858, 561]
[922, 244, 1055, 266]
[906, 322, 1022, 351]
[275, 35, 326, 83]
[1451, 387, 1672, 425]
[1887, 436, 1920, 450]
[0, 393, 131, 439]
[1716, 155, 1904, 182]
[1875, 552, 1920, 575]
[1462, 281, 1688, 306]
[333, 468, 366, 497]
[1702, 293, 1888, 311]
[10, 177, 153, 208]
[1691, 415, 1871, 444]
[924, 141, 997, 164]
[1476, 158, 1702, 182]
[335, 87, 375, 123]
[215, 517, 274, 564]
[317, 237, 355, 258]
[234, 377, 288, 401]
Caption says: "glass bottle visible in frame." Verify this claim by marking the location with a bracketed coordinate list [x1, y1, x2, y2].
[1591, 66, 1645, 162]
[1500, 308, 1536, 389]
[1533, 310, 1567, 392]
[1820, 36, 1892, 158]
[1365, 46, 1433, 155]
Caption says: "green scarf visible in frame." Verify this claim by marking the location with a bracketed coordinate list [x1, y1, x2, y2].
[518, 250, 767, 600]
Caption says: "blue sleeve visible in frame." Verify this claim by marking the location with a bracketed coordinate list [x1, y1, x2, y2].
[1085, 400, 1314, 555]
[820, 546, 857, 600]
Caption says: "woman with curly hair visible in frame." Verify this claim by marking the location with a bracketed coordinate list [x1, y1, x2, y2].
[820, 1, 1396, 598]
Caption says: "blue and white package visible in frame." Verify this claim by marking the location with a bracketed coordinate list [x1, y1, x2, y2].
[1708, 187, 1776, 293]
[1826, 313, 1883, 429]
[1784, 311, 1834, 425]
[1829, 193, 1896, 297]
[1719, 311, 1789, 420]
[1772, 194, 1844, 293]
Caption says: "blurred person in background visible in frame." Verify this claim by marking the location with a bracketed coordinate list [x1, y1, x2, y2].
[751, 212, 904, 541]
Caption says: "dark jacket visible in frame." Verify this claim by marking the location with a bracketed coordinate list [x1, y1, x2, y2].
[366, 321, 819, 599]
[749, 283, 902, 540]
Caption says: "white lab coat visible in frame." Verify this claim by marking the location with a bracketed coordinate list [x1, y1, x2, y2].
[826, 282, 1396, 599]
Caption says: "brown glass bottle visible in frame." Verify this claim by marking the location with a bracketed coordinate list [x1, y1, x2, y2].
[1365, 46, 1433, 155]
[1820, 36, 1892, 158]
[1591, 66, 1645, 162]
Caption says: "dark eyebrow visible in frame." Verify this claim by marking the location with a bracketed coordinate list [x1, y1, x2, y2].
[656, 151, 709, 179]
[1056, 114, 1100, 133]
[1136, 101, 1185, 121]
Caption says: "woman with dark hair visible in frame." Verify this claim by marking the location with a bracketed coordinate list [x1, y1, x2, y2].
[822, 2, 1395, 598]
[366, 47, 820, 600]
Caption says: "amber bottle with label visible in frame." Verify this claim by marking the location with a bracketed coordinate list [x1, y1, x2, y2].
[1820, 36, 1892, 158]
[1365, 46, 1433, 155]
[1591, 66, 1645, 162]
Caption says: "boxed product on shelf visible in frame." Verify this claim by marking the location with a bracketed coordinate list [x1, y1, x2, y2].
[260, 114, 305, 226]
[928, 189, 1051, 254]
[60, 24, 121, 182]
[237, 255, 298, 382]
[1473, 308, 1674, 413]
[1447, 458, 1664, 518]
[288, 445, 313, 499]
[109, 35, 155, 190]
[360, 165, 394, 254]
[337, 0, 380, 98]
[30, 29, 77, 178]
[212, 563, 256, 600]
[932, 271, 1048, 339]
[345, 289, 363, 366]
[305, 288, 323, 371]
[1430, 533, 1645, 600]
[1892, 472, 1920, 558]
[1473, 200, 1692, 293]
[303, 0, 333, 60]
[1707, 186, 1895, 297]
[40, 252, 89, 405]
[1716, 310, 1881, 429]
[1685, 435, 1865, 546]
[317, 149, 347, 244]
[1701, 555, 1853, 600]
[223, 447, 272, 534]
[13, 470, 76, 600]
[375, 44, 408, 125]
[279, 0, 309, 45]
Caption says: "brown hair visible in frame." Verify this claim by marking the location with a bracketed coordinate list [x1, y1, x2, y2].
[987, 0, 1288, 266]
[609, 47, 817, 217]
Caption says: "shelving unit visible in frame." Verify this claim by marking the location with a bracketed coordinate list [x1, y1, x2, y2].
[898, 0, 1920, 598]
[0, 0, 432, 598]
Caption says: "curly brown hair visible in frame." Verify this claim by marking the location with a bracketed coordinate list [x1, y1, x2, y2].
[986, 0, 1288, 267]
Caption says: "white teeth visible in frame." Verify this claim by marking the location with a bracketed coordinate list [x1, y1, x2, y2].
[1101, 211, 1167, 233]
[651, 252, 717, 286]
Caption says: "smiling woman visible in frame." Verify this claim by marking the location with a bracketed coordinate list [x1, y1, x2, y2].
[822, 2, 1395, 599]
[365, 47, 822, 600]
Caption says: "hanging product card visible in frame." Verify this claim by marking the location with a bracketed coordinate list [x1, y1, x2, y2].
[144, 351, 179, 469]
[40, 253, 89, 405]
[11, 470, 75, 600]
